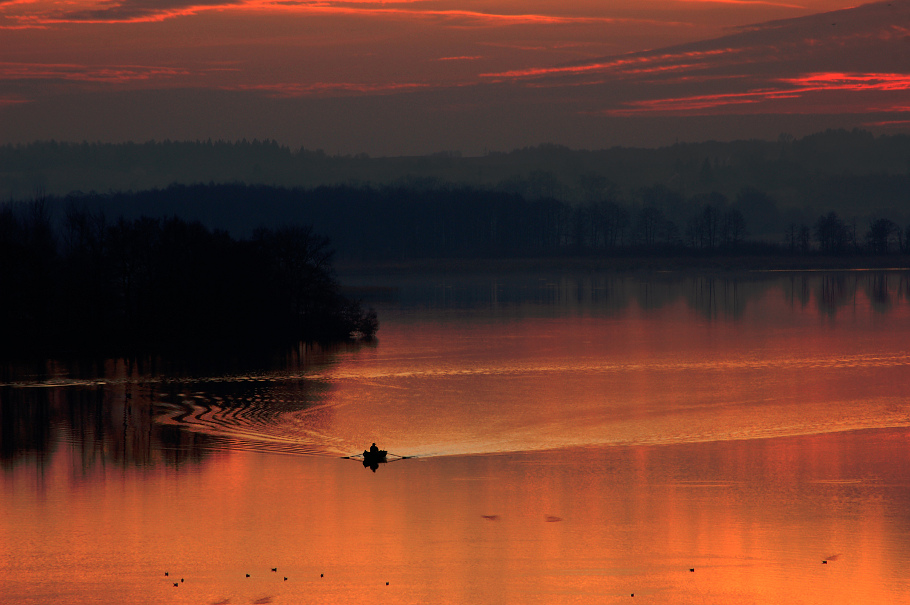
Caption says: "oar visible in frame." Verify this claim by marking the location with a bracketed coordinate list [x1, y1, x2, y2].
[340, 452, 415, 461]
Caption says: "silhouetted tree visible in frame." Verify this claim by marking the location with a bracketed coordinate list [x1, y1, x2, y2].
[900, 225, 910, 253]
[815, 212, 850, 254]
[687, 205, 719, 250]
[799, 224, 811, 253]
[599, 200, 629, 249]
[0, 211, 376, 356]
[720, 208, 747, 249]
[635, 206, 664, 247]
[866, 218, 897, 254]
[735, 187, 779, 238]
[253, 225, 339, 337]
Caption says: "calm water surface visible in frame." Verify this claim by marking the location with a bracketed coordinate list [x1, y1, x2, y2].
[2, 271, 910, 604]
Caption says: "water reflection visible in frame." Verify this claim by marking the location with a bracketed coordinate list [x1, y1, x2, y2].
[0, 381, 214, 473]
[0, 384, 53, 467]
[351, 269, 910, 320]
[3, 270, 910, 605]
[5, 270, 910, 474]
[683, 276, 746, 319]
[818, 273, 853, 315]
[785, 273, 813, 309]
[776, 270, 910, 317]
[0, 342, 357, 474]
[867, 271, 896, 311]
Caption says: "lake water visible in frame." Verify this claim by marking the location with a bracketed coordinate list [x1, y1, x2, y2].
[2, 270, 910, 604]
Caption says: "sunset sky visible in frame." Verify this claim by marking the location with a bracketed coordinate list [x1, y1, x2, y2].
[2, 0, 909, 154]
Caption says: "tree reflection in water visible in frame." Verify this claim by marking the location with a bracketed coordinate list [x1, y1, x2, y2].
[379, 269, 909, 320]
[0, 342, 349, 475]
[0, 379, 215, 473]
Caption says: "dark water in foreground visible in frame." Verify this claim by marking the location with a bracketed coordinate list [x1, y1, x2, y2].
[2, 271, 910, 604]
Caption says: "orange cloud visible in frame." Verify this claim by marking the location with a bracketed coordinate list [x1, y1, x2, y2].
[2, 0, 238, 25]
[0, 0, 657, 27]
[603, 72, 910, 116]
[480, 48, 738, 80]
[606, 90, 780, 115]
[674, 0, 807, 7]
[0, 61, 193, 82]
[339, 8, 610, 26]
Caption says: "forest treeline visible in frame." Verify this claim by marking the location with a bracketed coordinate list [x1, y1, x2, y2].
[0, 202, 378, 356]
[29, 179, 910, 263]
[3, 129, 910, 225]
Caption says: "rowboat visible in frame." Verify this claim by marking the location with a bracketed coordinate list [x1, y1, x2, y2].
[362, 449, 388, 465]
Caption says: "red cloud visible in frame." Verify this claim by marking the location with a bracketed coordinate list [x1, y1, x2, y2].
[781, 72, 910, 92]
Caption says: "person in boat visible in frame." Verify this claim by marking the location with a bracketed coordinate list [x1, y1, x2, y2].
[369, 443, 379, 455]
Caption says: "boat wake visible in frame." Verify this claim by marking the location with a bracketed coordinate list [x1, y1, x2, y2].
[150, 380, 353, 458]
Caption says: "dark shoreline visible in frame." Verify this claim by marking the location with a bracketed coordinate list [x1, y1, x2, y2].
[336, 254, 910, 277]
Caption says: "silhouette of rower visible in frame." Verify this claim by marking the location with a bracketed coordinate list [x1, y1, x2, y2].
[369, 443, 379, 455]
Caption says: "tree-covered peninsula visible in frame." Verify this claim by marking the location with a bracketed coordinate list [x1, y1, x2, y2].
[0, 202, 378, 357]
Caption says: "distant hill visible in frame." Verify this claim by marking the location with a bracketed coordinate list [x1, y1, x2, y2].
[3, 130, 910, 225]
